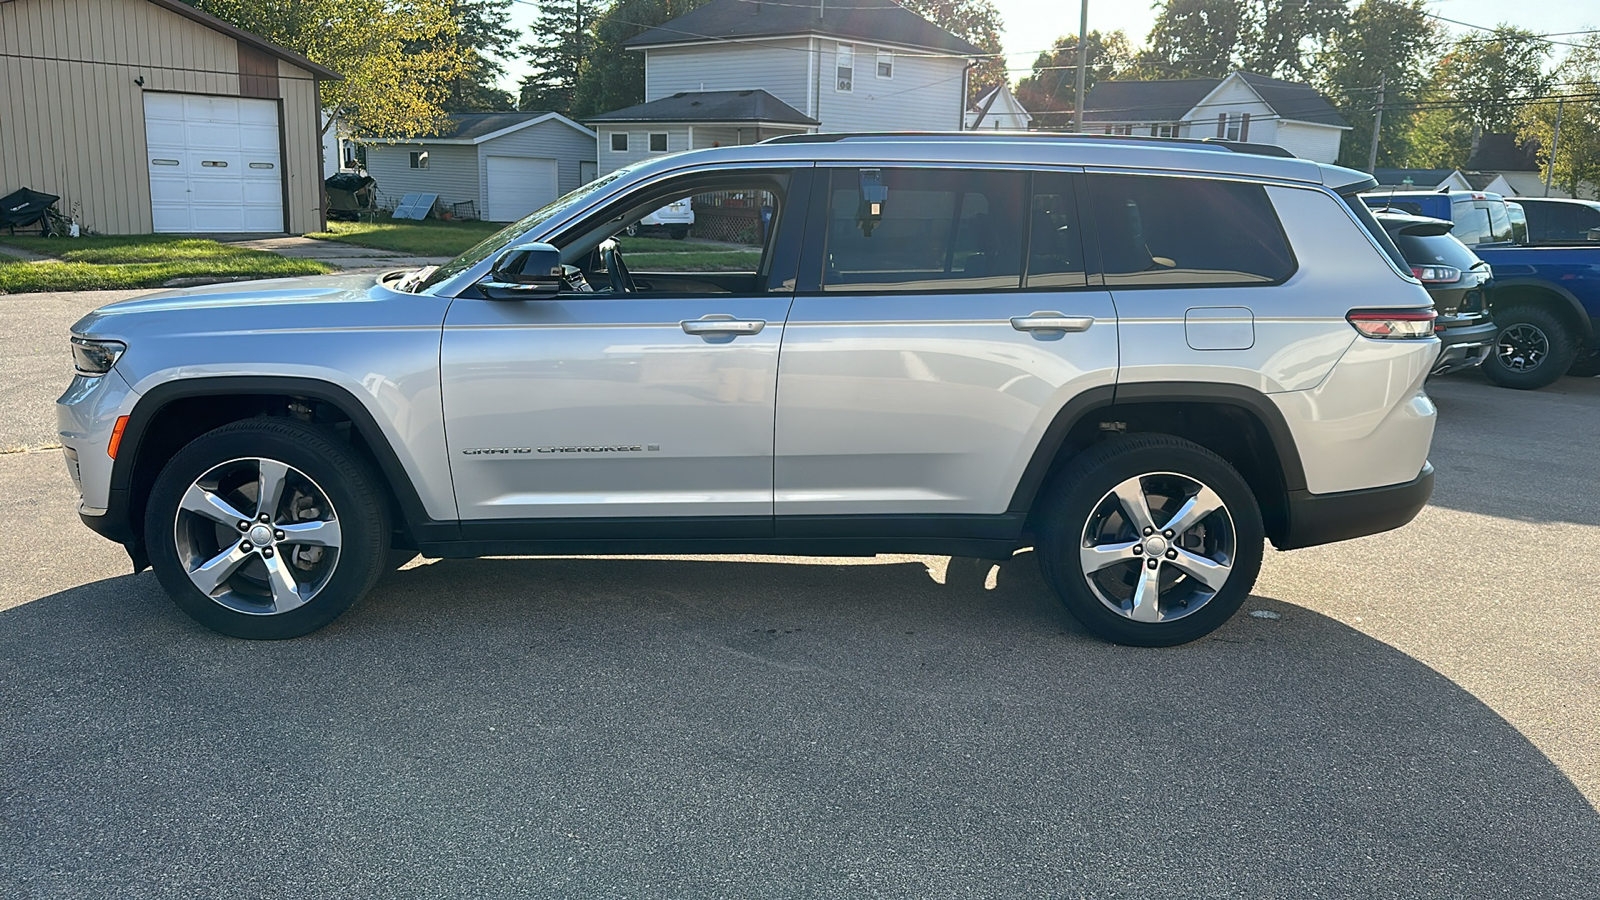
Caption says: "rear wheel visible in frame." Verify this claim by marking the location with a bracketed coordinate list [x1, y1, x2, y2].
[1483, 305, 1576, 390]
[670, 226, 690, 240]
[1036, 435, 1264, 647]
[144, 419, 390, 639]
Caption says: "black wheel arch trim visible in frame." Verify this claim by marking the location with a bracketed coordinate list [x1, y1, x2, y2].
[1490, 279, 1595, 341]
[108, 376, 454, 556]
[1007, 381, 1309, 515]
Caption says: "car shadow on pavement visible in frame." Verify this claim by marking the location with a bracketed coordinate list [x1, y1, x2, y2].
[2, 555, 1596, 899]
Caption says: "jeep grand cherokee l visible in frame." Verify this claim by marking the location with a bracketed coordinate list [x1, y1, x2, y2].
[60, 133, 1438, 646]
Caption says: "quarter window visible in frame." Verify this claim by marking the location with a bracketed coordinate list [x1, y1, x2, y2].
[1087, 174, 1295, 286]
[837, 44, 855, 92]
[649, 132, 668, 152]
[822, 168, 1027, 292]
[611, 132, 628, 152]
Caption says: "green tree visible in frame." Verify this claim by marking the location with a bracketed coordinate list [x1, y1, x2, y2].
[899, 0, 1007, 103]
[1140, 0, 1248, 78]
[1519, 36, 1600, 197]
[1013, 30, 1135, 119]
[1410, 27, 1553, 168]
[184, 0, 468, 138]
[1242, 0, 1348, 79]
[568, 0, 714, 120]
[444, 0, 519, 112]
[520, 0, 598, 113]
[1315, 0, 1442, 169]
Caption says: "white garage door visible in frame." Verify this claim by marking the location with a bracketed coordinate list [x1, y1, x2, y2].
[485, 156, 559, 222]
[144, 93, 283, 233]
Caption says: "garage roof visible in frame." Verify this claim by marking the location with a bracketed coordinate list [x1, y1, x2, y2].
[587, 90, 818, 126]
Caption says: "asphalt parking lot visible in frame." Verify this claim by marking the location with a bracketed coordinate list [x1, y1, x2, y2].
[2, 289, 1597, 899]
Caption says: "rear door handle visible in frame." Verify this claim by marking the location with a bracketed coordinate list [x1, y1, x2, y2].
[1010, 312, 1094, 332]
[681, 315, 765, 336]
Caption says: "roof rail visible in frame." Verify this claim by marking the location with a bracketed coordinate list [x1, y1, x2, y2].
[761, 131, 1298, 159]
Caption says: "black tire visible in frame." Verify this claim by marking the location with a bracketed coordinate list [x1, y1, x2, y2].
[1483, 305, 1576, 390]
[143, 419, 390, 639]
[623, 223, 640, 237]
[670, 226, 689, 240]
[1566, 351, 1600, 378]
[1035, 435, 1264, 647]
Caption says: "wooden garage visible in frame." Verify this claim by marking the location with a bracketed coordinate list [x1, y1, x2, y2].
[0, 0, 339, 235]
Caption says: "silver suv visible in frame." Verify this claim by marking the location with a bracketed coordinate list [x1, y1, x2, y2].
[58, 134, 1440, 646]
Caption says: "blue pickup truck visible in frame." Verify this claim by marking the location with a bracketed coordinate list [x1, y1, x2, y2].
[1363, 190, 1600, 389]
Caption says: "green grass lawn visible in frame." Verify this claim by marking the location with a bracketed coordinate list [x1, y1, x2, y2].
[307, 217, 505, 256]
[0, 235, 332, 294]
[630, 251, 763, 271]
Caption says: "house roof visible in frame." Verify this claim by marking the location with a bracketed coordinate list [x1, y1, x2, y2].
[1466, 132, 1541, 171]
[357, 111, 596, 143]
[1374, 168, 1462, 187]
[587, 90, 818, 125]
[623, 0, 982, 55]
[1083, 71, 1345, 128]
[144, 0, 341, 80]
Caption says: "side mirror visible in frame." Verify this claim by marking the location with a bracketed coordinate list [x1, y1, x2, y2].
[481, 242, 562, 300]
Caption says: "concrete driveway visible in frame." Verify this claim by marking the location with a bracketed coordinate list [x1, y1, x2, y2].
[2, 289, 1596, 898]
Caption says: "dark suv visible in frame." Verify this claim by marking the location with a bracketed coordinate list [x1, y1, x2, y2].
[1373, 211, 1496, 374]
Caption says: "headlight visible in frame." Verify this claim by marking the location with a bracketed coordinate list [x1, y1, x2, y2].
[70, 337, 126, 375]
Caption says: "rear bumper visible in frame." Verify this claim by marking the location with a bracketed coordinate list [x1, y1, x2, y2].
[1273, 462, 1434, 550]
[1432, 318, 1498, 374]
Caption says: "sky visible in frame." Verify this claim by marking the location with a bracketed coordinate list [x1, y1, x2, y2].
[499, 0, 1600, 93]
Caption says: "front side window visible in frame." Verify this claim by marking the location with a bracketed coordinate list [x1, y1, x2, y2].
[409, 150, 428, 169]
[821, 167, 1027, 292]
[1088, 173, 1295, 287]
[649, 133, 668, 152]
[837, 44, 855, 92]
[611, 132, 628, 152]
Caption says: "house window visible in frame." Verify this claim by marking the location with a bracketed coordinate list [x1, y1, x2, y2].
[611, 132, 628, 152]
[1224, 114, 1241, 141]
[876, 49, 893, 79]
[1103, 124, 1132, 136]
[409, 150, 429, 169]
[650, 132, 668, 152]
[1153, 124, 1177, 138]
[836, 43, 854, 93]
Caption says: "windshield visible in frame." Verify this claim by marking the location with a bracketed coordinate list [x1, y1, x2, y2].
[416, 167, 634, 292]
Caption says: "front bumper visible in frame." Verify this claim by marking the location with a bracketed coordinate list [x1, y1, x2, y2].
[1273, 462, 1434, 550]
[1432, 317, 1498, 375]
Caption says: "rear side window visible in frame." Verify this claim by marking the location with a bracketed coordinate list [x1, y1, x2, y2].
[822, 168, 1026, 291]
[1087, 174, 1295, 286]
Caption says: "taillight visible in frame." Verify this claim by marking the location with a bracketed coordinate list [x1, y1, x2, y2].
[1347, 308, 1438, 339]
[1410, 265, 1461, 283]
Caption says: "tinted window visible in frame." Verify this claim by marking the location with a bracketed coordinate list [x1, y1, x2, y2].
[1393, 231, 1480, 272]
[1485, 200, 1513, 243]
[823, 168, 1026, 291]
[1088, 174, 1294, 286]
[1450, 200, 1493, 245]
[1027, 172, 1086, 288]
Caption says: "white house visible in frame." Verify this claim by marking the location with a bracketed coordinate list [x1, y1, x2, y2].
[590, 0, 982, 172]
[1083, 71, 1349, 163]
[360, 112, 597, 222]
[965, 83, 1033, 131]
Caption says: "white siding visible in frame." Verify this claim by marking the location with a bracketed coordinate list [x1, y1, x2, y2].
[816, 42, 966, 132]
[476, 120, 597, 202]
[1273, 121, 1343, 164]
[1175, 77, 1275, 141]
[646, 40, 812, 113]
[596, 125, 692, 174]
[364, 144, 481, 216]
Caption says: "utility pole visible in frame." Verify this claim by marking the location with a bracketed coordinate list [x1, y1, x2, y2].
[1545, 97, 1565, 197]
[1073, 0, 1088, 133]
[1367, 73, 1385, 174]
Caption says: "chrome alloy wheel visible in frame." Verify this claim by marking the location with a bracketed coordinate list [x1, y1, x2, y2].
[1497, 323, 1550, 372]
[1079, 472, 1236, 624]
[173, 457, 342, 616]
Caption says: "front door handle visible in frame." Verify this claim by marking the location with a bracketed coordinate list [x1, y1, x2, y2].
[1010, 312, 1095, 333]
[681, 315, 766, 336]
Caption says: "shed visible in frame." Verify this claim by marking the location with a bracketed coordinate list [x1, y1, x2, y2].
[361, 113, 598, 222]
[0, 0, 340, 235]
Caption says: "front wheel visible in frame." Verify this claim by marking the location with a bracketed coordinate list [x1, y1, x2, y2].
[1482, 306, 1576, 390]
[1036, 435, 1264, 647]
[144, 419, 391, 639]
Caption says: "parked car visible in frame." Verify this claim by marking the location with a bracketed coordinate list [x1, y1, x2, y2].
[1372, 211, 1497, 374]
[1364, 190, 1600, 387]
[624, 198, 693, 239]
[1513, 196, 1600, 244]
[61, 133, 1440, 647]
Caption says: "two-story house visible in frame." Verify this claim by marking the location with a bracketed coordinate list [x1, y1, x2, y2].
[588, 0, 982, 172]
[1083, 72, 1349, 163]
